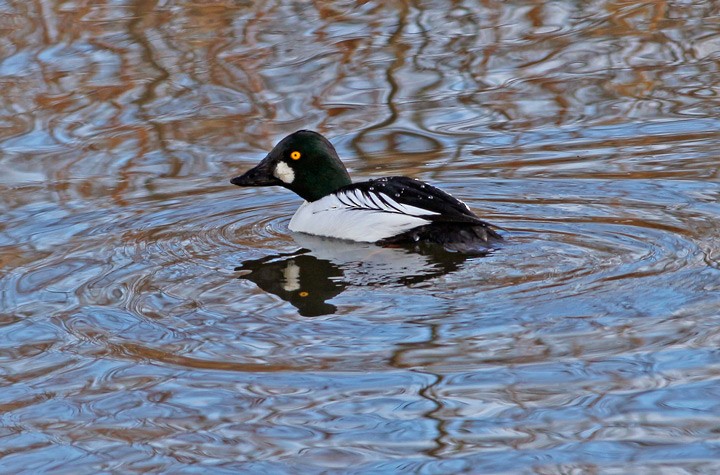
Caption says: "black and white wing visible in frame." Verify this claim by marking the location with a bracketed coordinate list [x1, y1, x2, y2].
[288, 176, 501, 244]
[338, 177, 491, 226]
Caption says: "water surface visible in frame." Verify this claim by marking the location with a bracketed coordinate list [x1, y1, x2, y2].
[1, 1, 720, 473]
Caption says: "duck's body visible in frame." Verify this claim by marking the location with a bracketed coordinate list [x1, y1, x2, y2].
[231, 130, 502, 252]
[288, 179, 434, 243]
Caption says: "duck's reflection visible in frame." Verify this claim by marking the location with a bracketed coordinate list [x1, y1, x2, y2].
[235, 234, 484, 316]
[235, 250, 344, 316]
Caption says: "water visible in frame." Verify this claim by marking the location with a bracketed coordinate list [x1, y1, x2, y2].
[2, 1, 720, 473]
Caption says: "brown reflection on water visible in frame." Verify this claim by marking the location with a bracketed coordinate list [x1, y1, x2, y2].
[1, 0, 720, 472]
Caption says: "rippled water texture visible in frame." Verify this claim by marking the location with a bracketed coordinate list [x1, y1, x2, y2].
[2, 1, 720, 473]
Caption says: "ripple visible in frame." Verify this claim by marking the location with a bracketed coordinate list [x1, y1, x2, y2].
[2, 0, 720, 472]
[115, 195, 293, 272]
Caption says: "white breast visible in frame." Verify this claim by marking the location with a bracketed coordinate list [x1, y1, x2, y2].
[288, 190, 435, 242]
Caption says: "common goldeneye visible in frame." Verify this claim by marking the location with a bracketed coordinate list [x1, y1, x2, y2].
[230, 130, 502, 251]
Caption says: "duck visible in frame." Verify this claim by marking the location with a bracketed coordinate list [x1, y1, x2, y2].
[230, 130, 502, 252]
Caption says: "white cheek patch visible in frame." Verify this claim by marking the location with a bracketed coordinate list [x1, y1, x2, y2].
[282, 261, 300, 291]
[274, 162, 295, 184]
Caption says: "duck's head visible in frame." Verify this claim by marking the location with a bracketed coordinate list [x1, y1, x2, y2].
[231, 130, 352, 202]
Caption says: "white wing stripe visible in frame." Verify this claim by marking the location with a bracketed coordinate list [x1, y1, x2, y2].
[336, 193, 350, 208]
[368, 192, 388, 211]
[334, 189, 438, 218]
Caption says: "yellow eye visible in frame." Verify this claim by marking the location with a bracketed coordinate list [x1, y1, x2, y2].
[299, 291, 309, 297]
[290, 151, 301, 160]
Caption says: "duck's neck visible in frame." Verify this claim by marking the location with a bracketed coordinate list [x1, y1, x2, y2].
[290, 168, 351, 202]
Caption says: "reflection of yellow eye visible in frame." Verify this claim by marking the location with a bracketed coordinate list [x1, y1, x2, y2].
[290, 151, 301, 160]
[299, 291, 309, 297]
